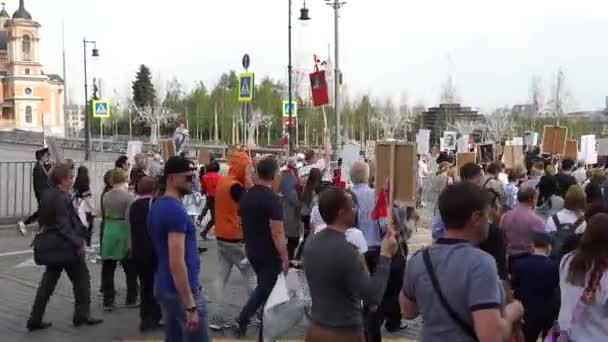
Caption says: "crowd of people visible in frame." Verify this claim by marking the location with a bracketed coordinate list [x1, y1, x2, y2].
[18, 141, 608, 342]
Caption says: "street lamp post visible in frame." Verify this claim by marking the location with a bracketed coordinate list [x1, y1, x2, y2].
[325, 0, 346, 148]
[83, 38, 99, 161]
[288, 0, 310, 154]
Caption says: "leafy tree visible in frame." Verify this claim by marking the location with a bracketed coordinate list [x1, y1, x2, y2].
[132, 65, 156, 109]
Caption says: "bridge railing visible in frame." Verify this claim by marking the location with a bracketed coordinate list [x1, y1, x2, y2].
[0, 160, 114, 225]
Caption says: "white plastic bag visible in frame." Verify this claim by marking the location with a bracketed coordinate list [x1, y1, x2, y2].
[265, 274, 289, 310]
[263, 269, 310, 342]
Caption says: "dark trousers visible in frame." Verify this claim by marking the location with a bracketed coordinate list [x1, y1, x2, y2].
[134, 258, 162, 326]
[364, 248, 407, 342]
[201, 197, 216, 234]
[101, 258, 138, 306]
[238, 259, 281, 329]
[522, 316, 554, 342]
[287, 237, 299, 260]
[29, 258, 91, 324]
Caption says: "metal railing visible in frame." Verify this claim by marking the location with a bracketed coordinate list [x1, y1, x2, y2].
[0, 161, 114, 224]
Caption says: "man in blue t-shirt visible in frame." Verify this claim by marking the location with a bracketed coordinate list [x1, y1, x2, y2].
[148, 156, 209, 342]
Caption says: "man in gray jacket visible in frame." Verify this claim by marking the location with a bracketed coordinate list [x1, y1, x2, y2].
[279, 158, 302, 260]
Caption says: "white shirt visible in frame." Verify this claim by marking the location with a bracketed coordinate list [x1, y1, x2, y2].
[573, 168, 587, 185]
[310, 206, 368, 254]
[546, 208, 586, 234]
[558, 254, 608, 341]
[417, 160, 429, 180]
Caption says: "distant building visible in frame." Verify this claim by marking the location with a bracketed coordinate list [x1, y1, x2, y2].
[66, 104, 84, 136]
[0, 1, 65, 136]
[421, 103, 482, 142]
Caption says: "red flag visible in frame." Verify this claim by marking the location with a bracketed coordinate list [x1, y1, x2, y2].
[278, 134, 289, 147]
[371, 183, 390, 220]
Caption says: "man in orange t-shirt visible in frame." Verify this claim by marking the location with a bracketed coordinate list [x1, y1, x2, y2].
[209, 151, 255, 331]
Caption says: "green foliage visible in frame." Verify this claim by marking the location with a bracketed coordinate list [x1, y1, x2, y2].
[132, 65, 156, 109]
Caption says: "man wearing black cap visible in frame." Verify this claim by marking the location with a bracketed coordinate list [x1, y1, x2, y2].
[148, 156, 210, 342]
[17, 147, 52, 235]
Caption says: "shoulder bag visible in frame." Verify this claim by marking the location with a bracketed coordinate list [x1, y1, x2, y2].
[422, 248, 479, 341]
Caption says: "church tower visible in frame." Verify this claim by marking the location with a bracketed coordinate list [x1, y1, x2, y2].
[5, 0, 41, 76]
[0, 0, 65, 136]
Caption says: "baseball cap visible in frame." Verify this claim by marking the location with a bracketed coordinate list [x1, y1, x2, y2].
[164, 156, 196, 175]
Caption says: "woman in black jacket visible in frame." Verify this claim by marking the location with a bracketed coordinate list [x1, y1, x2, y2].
[27, 164, 103, 331]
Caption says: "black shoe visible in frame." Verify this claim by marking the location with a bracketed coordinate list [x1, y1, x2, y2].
[27, 321, 52, 332]
[198, 247, 208, 254]
[73, 317, 103, 327]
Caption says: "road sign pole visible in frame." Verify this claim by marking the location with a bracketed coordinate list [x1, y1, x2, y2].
[288, 0, 293, 154]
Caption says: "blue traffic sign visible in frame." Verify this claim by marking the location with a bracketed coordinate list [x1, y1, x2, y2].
[92, 99, 111, 118]
[238, 73, 254, 102]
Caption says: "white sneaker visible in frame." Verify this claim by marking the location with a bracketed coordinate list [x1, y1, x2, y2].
[16, 221, 26, 236]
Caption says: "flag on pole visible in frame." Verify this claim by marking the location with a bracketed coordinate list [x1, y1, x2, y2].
[371, 183, 390, 220]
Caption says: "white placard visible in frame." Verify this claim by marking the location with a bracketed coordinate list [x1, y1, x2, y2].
[456, 135, 469, 153]
[507, 137, 524, 146]
[127, 140, 143, 164]
[579, 135, 596, 164]
[340, 143, 361, 184]
[524, 131, 538, 146]
[416, 129, 430, 155]
[365, 140, 376, 161]
[442, 131, 457, 151]
[598, 138, 608, 156]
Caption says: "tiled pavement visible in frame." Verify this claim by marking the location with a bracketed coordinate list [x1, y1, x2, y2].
[0, 225, 430, 342]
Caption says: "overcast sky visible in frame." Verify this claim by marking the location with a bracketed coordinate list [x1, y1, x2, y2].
[24, 0, 608, 112]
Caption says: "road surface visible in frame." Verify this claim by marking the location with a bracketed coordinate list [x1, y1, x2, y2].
[0, 225, 427, 342]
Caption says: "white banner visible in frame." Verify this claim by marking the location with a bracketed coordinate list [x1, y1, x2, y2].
[416, 129, 430, 155]
[127, 141, 143, 165]
[580, 135, 597, 164]
[456, 135, 469, 153]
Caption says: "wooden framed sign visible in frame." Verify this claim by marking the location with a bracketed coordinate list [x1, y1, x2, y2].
[541, 125, 568, 155]
[375, 142, 417, 206]
[455, 152, 477, 175]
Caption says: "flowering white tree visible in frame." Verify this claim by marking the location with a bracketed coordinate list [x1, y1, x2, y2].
[131, 100, 178, 144]
[449, 120, 483, 136]
[484, 110, 513, 142]
[246, 109, 273, 147]
[371, 98, 412, 140]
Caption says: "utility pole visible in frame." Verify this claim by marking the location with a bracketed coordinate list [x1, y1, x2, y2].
[326, 0, 346, 148]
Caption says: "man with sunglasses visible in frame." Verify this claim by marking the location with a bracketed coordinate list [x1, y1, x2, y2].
[148, 156, 210, 342]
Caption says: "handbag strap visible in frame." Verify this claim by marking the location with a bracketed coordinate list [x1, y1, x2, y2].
[422, 248, 479, 341]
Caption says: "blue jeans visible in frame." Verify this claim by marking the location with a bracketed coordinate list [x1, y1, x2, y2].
[157, 291, 210, 342]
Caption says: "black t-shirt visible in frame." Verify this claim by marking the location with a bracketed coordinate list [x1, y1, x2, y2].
[479, 223, 509, 280]
[239, 185, 283, 264]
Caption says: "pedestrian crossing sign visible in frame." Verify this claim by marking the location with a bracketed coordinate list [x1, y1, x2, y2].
[238, 73, 254, 102]
[282, 100, 298, 118]
[92, 99, 111, 118]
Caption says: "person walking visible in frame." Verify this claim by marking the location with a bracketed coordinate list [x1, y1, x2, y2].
[556, 213, 608, 341]
[401, 182, 524, 342]
[535, 175, 565, 219]
[211, 151, 255, 331]
[148, 156, 210, 342]
[510, 232, 560, 342]
[130, 153, 148, 193]
[73, 166, 95, 247]
[199, 161, 221, 240]
[233, 156, 289, 337]
[17, 147, 52, 235]
[303, 186, 397, 342]
[279, 158, 302, 260]
[100, 168, 138, 311]
[27, 164, 102, 331]
[501, 187, 549, 258]
[129, 176, 162, 331]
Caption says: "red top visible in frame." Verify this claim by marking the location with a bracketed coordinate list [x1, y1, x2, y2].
[201, 172, 221, 197]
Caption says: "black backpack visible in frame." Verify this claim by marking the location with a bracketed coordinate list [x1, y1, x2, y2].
[549, 214, 583, 261]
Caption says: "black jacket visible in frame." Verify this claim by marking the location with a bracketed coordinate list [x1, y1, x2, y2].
[128, 197, 156, 262]
[32, 162, 50, 202]
[39, 187, 86, 247]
